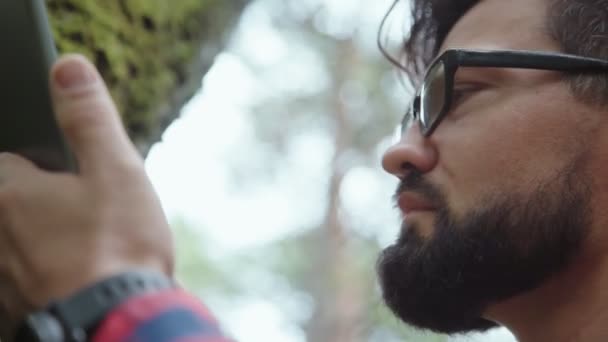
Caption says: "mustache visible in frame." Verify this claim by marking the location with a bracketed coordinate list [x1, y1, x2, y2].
[392, 170, 443, 208]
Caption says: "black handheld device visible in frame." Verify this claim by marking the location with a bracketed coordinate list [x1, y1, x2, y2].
[0, 0, 75, 171]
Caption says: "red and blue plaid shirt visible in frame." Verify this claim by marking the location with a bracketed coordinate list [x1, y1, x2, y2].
[93, 289, 233, 342]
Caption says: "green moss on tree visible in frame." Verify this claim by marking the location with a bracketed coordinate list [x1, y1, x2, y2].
[47, 0, 247, 154]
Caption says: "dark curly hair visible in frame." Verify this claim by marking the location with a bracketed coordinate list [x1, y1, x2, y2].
[379, 0, 608, 106]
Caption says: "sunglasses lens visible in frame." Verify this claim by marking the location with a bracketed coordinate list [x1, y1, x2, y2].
[420, 61, 446, 133]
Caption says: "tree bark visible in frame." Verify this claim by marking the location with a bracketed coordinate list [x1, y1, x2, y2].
[47, 0, 249, 156]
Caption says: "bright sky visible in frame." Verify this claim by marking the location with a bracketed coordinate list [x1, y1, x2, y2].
[144, 0, 516, 341]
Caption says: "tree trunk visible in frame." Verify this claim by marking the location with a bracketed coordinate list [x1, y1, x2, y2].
[48, 0, 249, 156]
[305, 38, 366, 342]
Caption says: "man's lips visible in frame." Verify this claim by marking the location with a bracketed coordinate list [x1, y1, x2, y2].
[397, 192, 436, 215]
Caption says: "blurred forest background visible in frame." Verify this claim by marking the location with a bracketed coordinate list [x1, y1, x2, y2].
[48, 0, 516, 341]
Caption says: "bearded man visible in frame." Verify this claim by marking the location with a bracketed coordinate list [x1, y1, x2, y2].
[379, 0, 608, 341]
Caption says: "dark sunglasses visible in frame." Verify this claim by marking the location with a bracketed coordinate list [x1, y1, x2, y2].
[403, 49, 608, 137]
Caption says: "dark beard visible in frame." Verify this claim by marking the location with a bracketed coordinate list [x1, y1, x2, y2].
[376, 165, 591, 334]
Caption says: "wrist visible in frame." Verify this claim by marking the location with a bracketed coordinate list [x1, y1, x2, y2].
[28, 255, 173, 309]
[15, 269, 174, 342]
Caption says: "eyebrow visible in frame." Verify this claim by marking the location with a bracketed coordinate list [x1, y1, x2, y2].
[453, 63, 566, 86]
[453, 66, 510, 82]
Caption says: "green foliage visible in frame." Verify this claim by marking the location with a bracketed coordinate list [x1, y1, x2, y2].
[258, 230, 449, 341]
[172, 218, 242, 297]
[171, 216, 451, 341]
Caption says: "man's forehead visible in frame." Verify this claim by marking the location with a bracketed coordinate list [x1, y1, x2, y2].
[439, 0, 560, 54]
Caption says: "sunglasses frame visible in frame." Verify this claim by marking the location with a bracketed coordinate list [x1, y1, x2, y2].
[407, 49, 608, 137]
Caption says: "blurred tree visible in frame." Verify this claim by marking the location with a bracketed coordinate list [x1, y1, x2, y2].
[47, 0, 250, 155]
[212, 0, 450, 340]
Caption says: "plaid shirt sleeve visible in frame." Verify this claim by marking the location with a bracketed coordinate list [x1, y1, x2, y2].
[92, 288, 234, 342]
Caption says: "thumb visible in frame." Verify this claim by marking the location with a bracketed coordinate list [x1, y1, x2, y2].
[49, 54, 140, 175]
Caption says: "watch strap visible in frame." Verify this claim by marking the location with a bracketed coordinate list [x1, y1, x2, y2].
[16, 269, 175, 342]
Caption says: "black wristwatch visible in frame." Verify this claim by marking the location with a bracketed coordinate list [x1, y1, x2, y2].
[15, 270, 175, 342]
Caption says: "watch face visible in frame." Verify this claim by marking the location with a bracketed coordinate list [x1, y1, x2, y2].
[17, 312, 64, 342]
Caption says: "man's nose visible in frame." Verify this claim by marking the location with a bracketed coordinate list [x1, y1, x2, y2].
[382, 122, 438, 178]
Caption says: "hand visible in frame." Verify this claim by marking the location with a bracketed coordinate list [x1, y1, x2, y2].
[0, 55, 174, 336]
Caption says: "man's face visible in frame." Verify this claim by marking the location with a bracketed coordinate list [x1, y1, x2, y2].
[377, 0, 604, 334]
